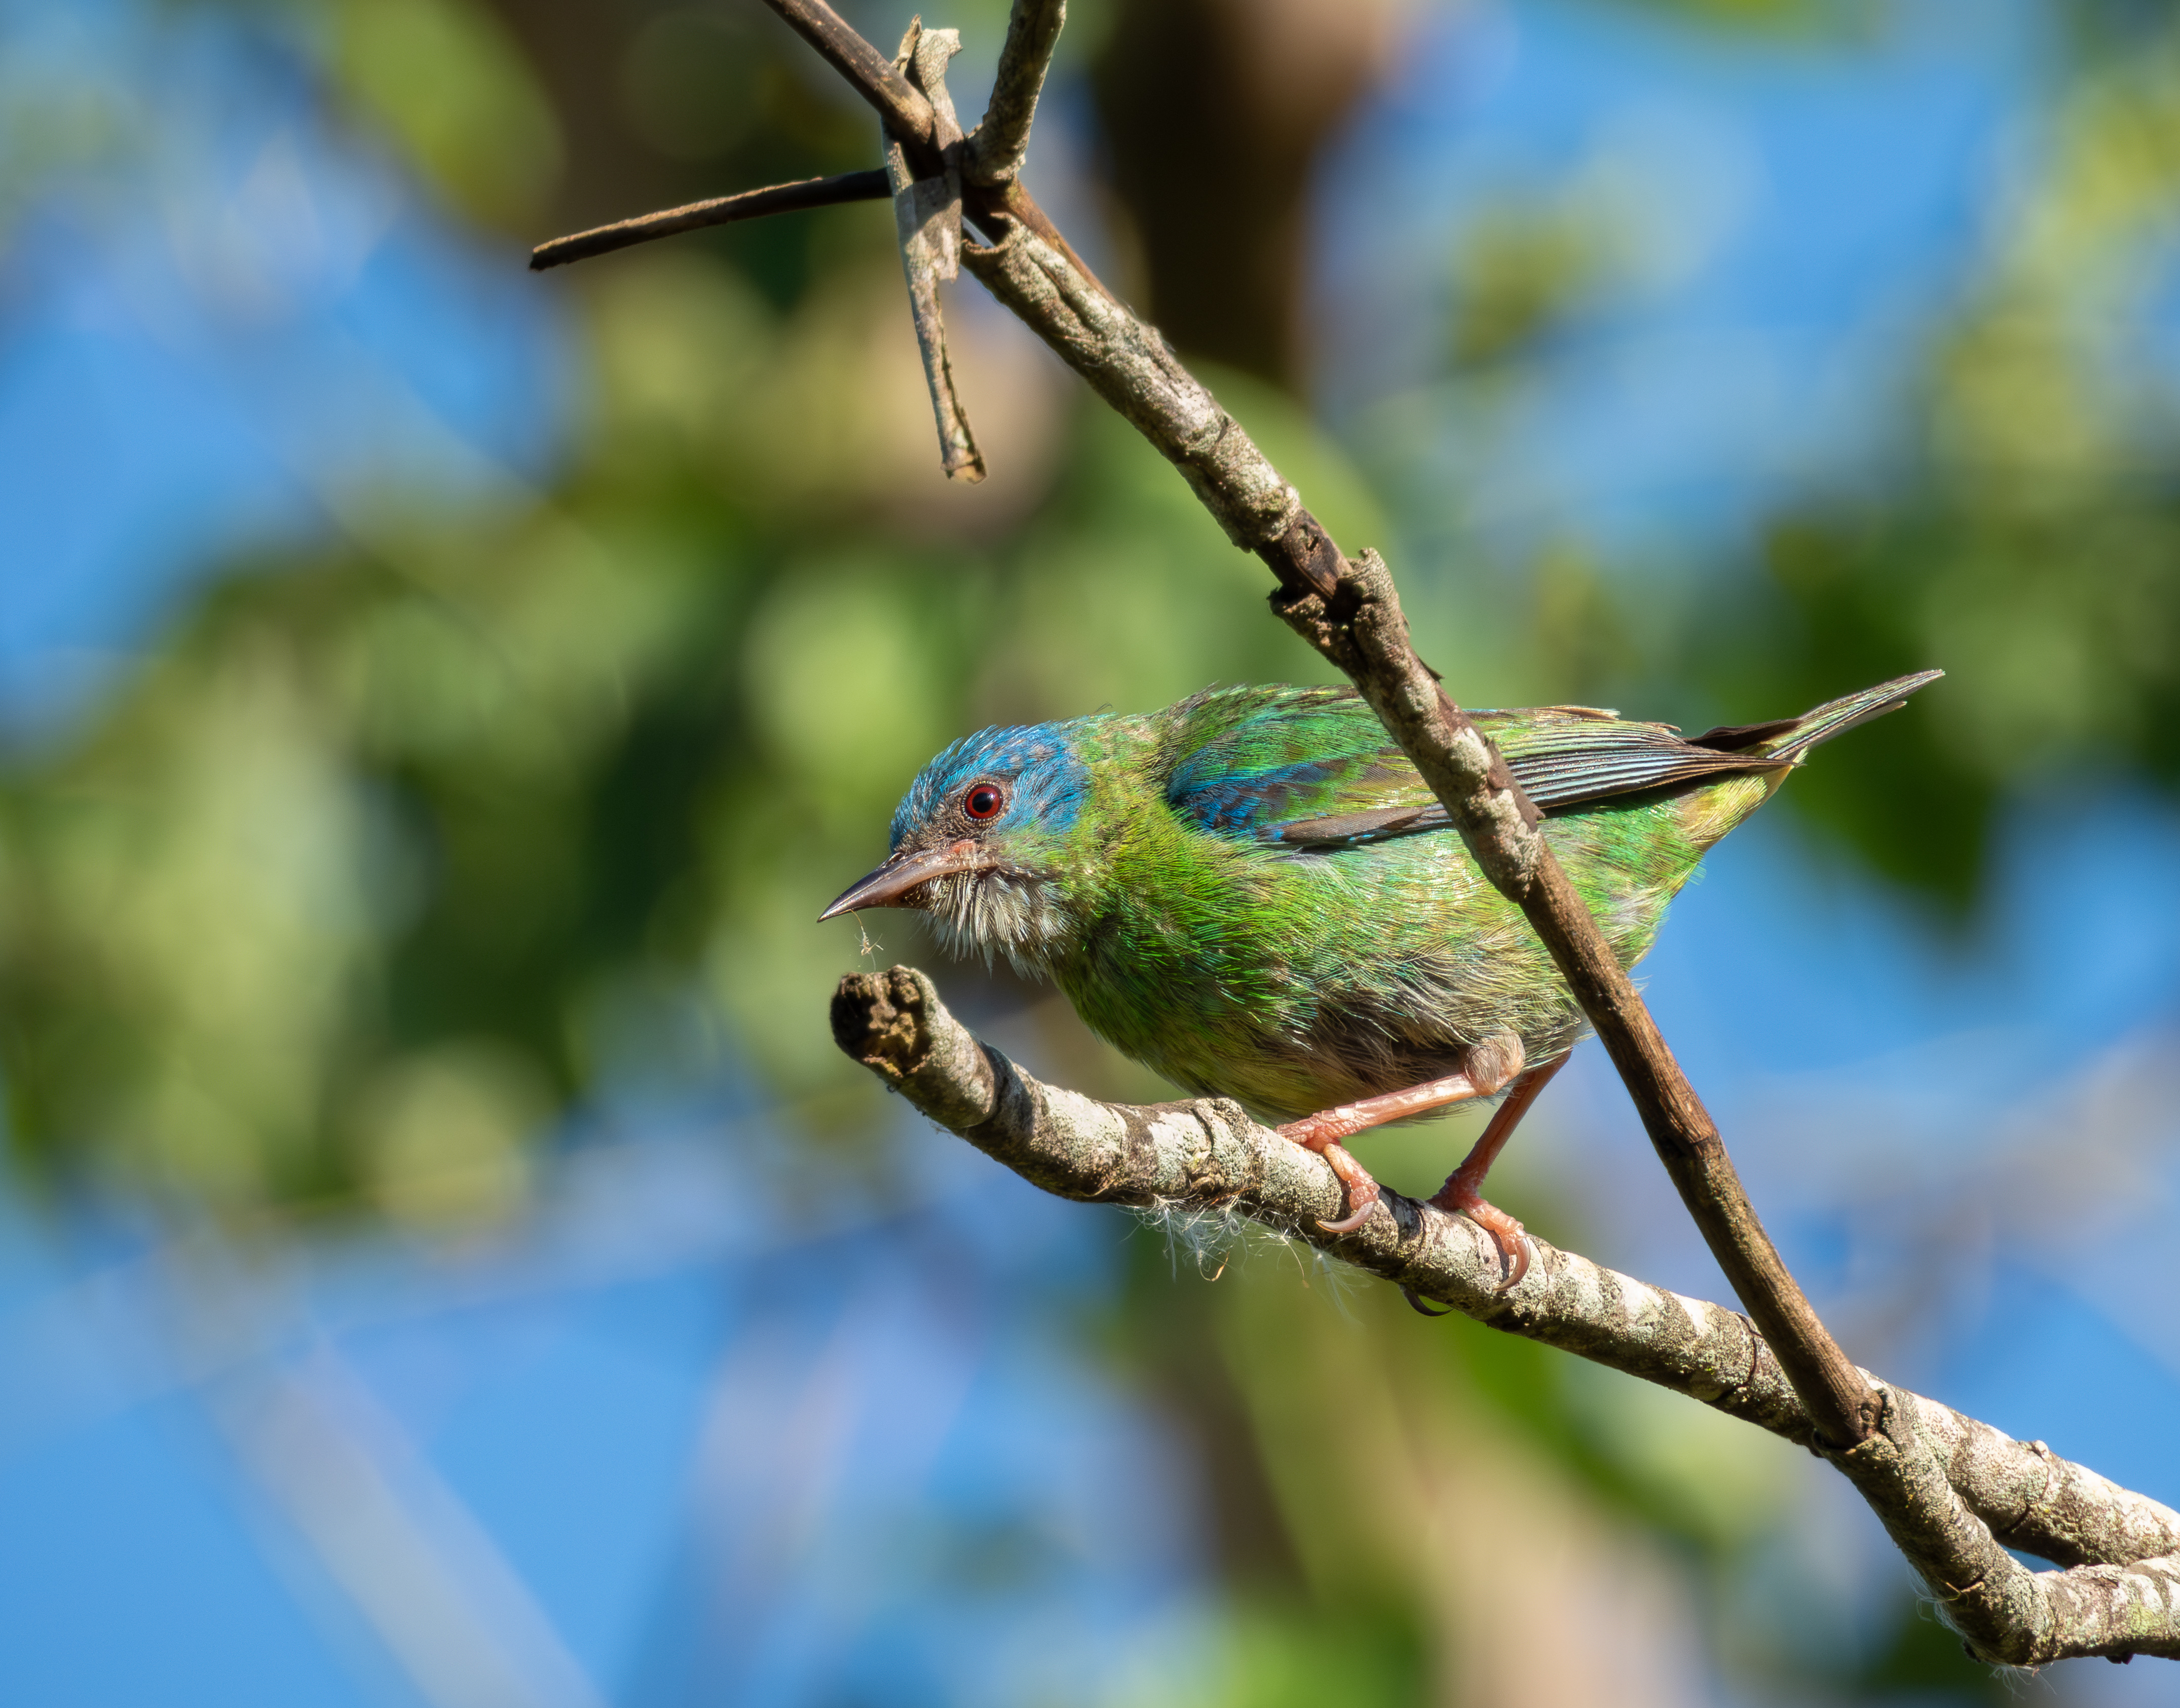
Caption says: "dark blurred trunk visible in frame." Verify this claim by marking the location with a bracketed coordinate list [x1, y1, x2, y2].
[482, 0, 872, 259]
[492, 0, 1396, 389]
[483, 0, 689, 230]
[1092, 0, 1398, 390]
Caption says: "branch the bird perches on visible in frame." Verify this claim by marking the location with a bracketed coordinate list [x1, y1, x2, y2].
[531, 0, 2180, 1667]
[832, 967, 2180, 1667]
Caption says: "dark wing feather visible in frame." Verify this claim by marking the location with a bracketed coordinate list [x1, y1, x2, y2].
[1164, 685, 1784, 850]
[1167, 674, 1940, 850]
[1491, 720, 1785, 812]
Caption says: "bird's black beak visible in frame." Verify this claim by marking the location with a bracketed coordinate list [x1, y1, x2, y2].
[817, 840, 985, 922]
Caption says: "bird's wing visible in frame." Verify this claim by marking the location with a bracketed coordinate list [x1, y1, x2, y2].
[1485, 713, 1790, 813]
[1163, 687, 1433, 841]
[1165, 686, 1786, 849]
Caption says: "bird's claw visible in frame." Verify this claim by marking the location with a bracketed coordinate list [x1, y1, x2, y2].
[1428, 1179, 1531, 1292]
[1275, 1123, 1384, 1234]
[1315, 1189, 1381, 1235]
[1400, 1284, 1452, 1317]
[1312, 1148, 1382, 1232]
[1487, 1227, 1532, 1293]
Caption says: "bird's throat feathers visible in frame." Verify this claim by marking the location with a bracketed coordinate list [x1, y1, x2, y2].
[894, 715, 1150, 975]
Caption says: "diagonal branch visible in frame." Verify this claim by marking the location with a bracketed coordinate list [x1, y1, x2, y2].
[734, 0, 1879, 1454]
[758, 0, 938, 159]
[540, 0, 2180, 1666]
[955, 197, 1875, 1448]
[833, 967, 2180, 1667]
[527, 171, 891, 271]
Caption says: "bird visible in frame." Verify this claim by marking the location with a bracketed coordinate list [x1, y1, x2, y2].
[821, 670, 1942, 1288]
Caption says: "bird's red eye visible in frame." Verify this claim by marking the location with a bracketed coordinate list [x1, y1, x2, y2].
[963, 783, 1005, 820]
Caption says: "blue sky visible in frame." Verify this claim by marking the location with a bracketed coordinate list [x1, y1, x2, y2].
[1321, 0, 2043, 563]
[0, 0, 565, 733]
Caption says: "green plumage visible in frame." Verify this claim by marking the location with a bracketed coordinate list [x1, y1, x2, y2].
[824, 673, 1940, 1124]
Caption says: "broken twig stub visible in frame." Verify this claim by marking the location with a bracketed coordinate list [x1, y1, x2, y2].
[884, 21, 985, 483]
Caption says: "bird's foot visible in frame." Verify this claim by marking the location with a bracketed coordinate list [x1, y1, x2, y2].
[1427, 1170, 1531, 1292]
[1274, 1120, 1385, 1233]
[1415, 1054, 1567, 1294]
[1279, 1048, 1538, 1240]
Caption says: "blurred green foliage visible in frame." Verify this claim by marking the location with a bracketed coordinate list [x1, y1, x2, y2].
[1388, 6, 2180, 907]
[1717, 33, 2180, 902]
[0, 216, 1371, 1211]
[1445, 199, 1620, 378]
[1694, 19, 2180, 896]
[331, 0, 564, 223]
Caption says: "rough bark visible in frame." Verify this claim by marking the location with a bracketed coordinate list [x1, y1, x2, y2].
[833, 967, 2180, 1667]
[967, 0, 1065, 187]
[883, 22, 984, 481]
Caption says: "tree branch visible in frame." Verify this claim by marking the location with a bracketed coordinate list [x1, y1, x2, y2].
[527, 171, 891, 271]
[833, 967, 2180, 1667]
[538, 0, 2180, 1669]
[951, 191, 1877, 1450]
[968, 0, 1066, 186]
[883, 21, 985, 481]
[756, 0, 938, 161]
[721, 0, 1878, 1451]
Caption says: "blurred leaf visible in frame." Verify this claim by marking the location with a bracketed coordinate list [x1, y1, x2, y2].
[1446, 201, 1619, 376]
[1601, 0, 1880, 34]
[1212, 1594, 1428, 1708]
[614, 4, 768, 162]
[328, 0, 562, 225]
[1690, 18, 2180, 898]
[358, 1038, 542, 1227]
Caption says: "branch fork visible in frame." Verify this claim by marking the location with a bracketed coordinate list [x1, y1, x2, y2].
[532, 0, 1077, 478]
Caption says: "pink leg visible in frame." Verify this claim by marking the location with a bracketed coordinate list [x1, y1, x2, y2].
[1280, 1131, 1395, 1237]
[1425, 1054, 1568, 1291]
[1279, 1045, 1525, 1235]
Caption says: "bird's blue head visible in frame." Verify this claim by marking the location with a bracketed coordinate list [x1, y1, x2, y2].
[819, 721, 1093, 970]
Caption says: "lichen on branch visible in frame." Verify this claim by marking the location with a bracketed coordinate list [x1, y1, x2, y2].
[833, 966, 2180, 1667]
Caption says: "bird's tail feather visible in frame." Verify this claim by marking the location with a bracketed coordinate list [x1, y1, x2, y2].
[1706, 669, 1945, 762]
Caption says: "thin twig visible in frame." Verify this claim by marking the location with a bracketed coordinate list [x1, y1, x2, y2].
[757, 0, 939, 163]
[528, 171, 891, 271]
[833, 967, 2180, 1667]
[969, 0, 1066, 185]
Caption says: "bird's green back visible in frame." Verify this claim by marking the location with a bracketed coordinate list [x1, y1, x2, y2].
[1036, 687, 1777, 1118]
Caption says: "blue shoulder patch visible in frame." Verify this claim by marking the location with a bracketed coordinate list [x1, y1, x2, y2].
[1161, 686, 1423, 843]
[1167, 756, 1346, 837]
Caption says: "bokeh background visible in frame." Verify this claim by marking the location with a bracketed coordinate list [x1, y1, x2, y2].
[3, 0, 2179, 1702]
